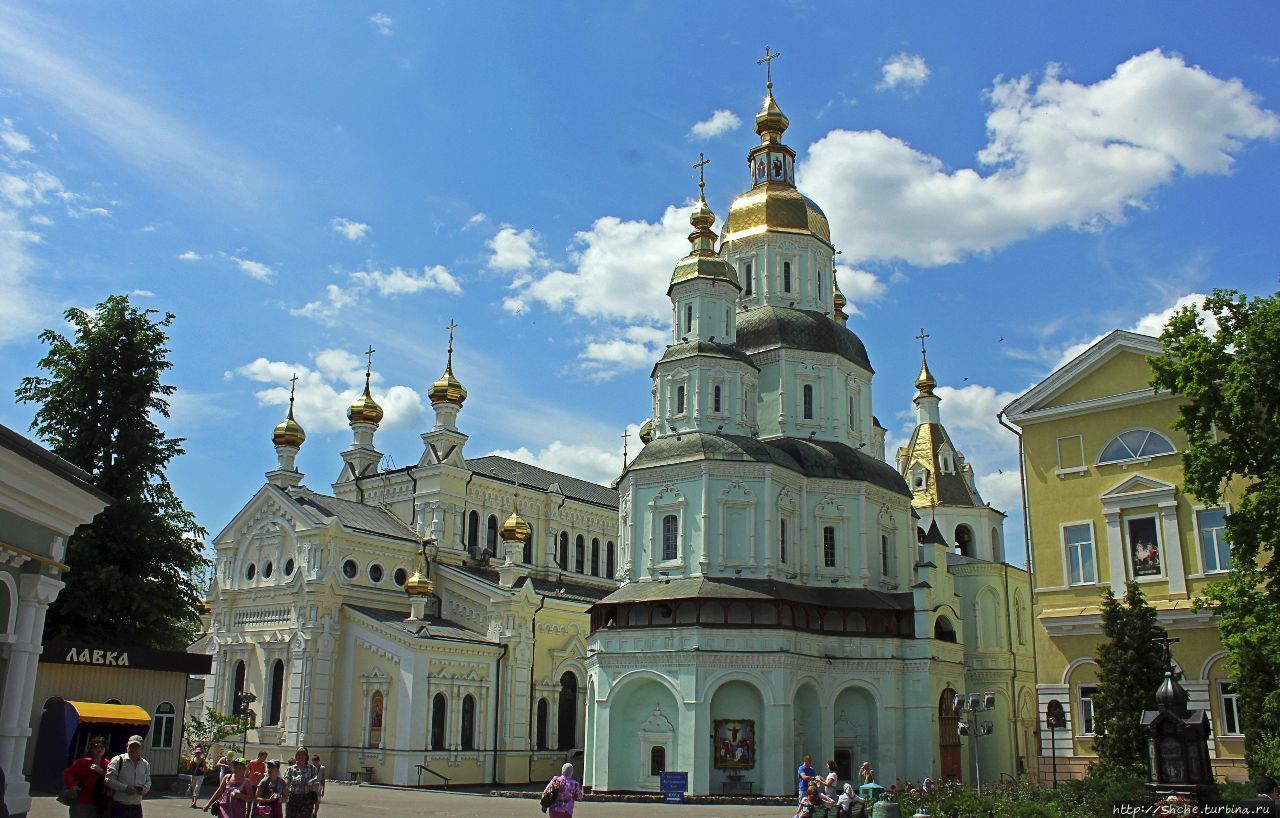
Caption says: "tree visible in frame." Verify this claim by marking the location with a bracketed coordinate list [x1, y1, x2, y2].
[16, 294, 207, 649]
[1091, 581, 1168, 778]
[184, 707, 250, 757]
[1149, 288, 1280, 775]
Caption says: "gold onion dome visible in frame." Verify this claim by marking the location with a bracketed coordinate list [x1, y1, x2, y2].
[916, 354, 938, 396]
[638, 419, 655, 444]
[404, 568, 434, 598]
[347, 373, 384, 426]
[499, 506, 531, 543]
[669, 195, 739, 292]
[833, 278, 847, 314]
[272, 378, 306, 448]
[428, 327, 467, 406]
[755, 88, 790, 139]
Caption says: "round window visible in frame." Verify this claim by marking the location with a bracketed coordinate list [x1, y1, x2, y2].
[342, 559, 358, 579]
[393, 568, 408, 586]
[262, 561, 274, 579]
[284, 558, 295, 576]
[245, 563, 256, 581]
[369, 564, 384, 583]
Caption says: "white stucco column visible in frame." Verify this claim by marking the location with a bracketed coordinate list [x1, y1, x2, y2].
[1158, 503, 1187, 595]
[1103, 511, 1125, 593]
[766, 699, 791, 796]
[0, 572, 64, 817]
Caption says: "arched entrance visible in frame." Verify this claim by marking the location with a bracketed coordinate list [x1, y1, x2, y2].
[939, 688, 962, 781]
[709, 680, 765, 795]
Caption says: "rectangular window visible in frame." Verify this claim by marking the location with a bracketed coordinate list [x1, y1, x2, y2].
[848, 396, 856, 430]
[743, 262, 753, 295]
[1056, 434, 1085, 471]
[675, 385, 685, 414]
[823, 526, 836, 568]
[662, 515, 678, 561]
[881, 532, 891, 577]
[713, 385, 722, 413]
[817, 271, 824, 301]
[1078, 686, 1099, 735]
[1064, 523, 1097, 586]
[783, 261, 792, 292]
[1220, 682, 1242, 736]
[684, 304, 692, 334]
[779, 518, 788, 563]
[1198, 508, 1231, 573]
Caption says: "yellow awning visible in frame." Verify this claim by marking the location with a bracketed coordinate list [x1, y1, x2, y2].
[68, 701, 152, 726]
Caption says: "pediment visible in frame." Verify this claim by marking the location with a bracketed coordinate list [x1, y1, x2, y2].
[1004, 331, 1165, 422]
[1100, 473, 1176, 502]
[212, 483, 317, 546]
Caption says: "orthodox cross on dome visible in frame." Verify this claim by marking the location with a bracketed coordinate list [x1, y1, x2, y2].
[916, 327, 930, 355]
[621, 428, 630, 469]
[288, 372, 299, 413]
[757, 45, 781, 89]
[445, 319, 458, 368]
[364, 345, 376, 375]
[693, 152, 710, 197]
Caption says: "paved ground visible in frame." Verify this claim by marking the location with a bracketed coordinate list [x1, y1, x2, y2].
[28, 783, 790, 818]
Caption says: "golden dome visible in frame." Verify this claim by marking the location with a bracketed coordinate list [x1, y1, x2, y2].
[347, 372, 384, 426]
[722, 186, 831, 246]
[428, 324, 467, 406]
[916, 354, 938, 396]
[404, 569, 434, 598]
[669, 191, 740, 293]
[638, 419, 654, 444]
[833, 277, 848, 326]
[499, 506, 531, 543]
[272, 377, 306, 448]
[755, 89, 790, 140]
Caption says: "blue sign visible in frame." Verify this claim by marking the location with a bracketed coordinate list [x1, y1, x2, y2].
[659, 772, 688, 793]
[663, 791, 685, 804]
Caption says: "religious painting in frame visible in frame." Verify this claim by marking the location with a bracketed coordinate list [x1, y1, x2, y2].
[1126, 515, 1162, 577]
[713, 718, 755, 769]
[770, 152, 785, 181]
[753, 156, 768, 185]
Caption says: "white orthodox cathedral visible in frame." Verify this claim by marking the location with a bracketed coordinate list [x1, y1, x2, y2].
[196, 69, 1034, 796]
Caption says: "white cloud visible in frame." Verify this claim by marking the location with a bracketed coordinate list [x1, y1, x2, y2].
[290, 283, 360, 323]
[0, 119, 62, 344]
[369, 12, 393, 36]
[29, 213, 52, 226]
[878, 53, 931, 91]
[351, 264, 462, 296]
[689, 109, 742, 139]
[487, 226, 542, 272]
[463, 212, 487, 230]
[177, 250, 201, 261]
[230, 255, 275, 283]
[236, 348, 423, 434]
[1053, 292, 1212, 369]
[487, 437, 632, 486]
[130, 289, 155, 297]
[580, 325, 668, 380]
[330, 217, 371, 241]
[800, 50, 1280, 267]
[834, 265, 885, 316]
[66, 204, 109, 218]
[0, 117, 31, 152]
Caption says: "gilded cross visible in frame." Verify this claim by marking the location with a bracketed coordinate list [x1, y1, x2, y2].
[915, 327, 930, 354]
[364, 344, 376, 375]
[289, 372, 299, 396]
[446, 319, 458, 344]
[757, 46, 781, 88]
[693, 152, 710, 196]
[621, 428, 630, 467]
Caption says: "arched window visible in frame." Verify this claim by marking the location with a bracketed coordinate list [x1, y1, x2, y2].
[367, 690, 384, 748]
[1098, 429, 1176, 464]
[467, 510, 479, 551]
[231, 660, 246, 714]
[605, 542, 616, 579]
[783, 261, 792, 292]
[590, 538, 600, 576]
[575, 535, 585, 573]
[954, 525, 973, 557]
[460, 695, 476, 751]
[713, 385, 722, 413]
[802, 384, 814, 419]
[152, 702, 175, 749]
[486, 515, 498, 555]
[430, 693, 447, 750]
[934, 616, 957, 642]
[650, 746, 666, 776]
[267, 659, 285, 726]
[676, 385, 685, 414]
[523, 528, 533, 564]
[558, 532, 569, 569]
[661, 515, 678, 561]
[558, 672, 578, 750]
[536, 698, 549, 750]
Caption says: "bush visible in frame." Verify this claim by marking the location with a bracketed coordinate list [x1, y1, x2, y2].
[884, 772, 1149, 818]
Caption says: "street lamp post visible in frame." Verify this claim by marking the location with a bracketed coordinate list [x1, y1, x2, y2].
[1045, 701, 1065, 790]
[953, 692, 996, 795]
[236, 691, 257, 756]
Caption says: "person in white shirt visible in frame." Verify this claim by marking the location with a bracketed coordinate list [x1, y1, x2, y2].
[822, 761, 839, 799]
[106, 735, 152, 818]
[837, 782, 865, 818]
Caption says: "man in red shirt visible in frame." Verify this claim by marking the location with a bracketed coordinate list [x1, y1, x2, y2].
[246, 751, 268, 790]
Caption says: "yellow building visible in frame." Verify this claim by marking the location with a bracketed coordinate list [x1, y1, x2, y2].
[195, 337, 619, 787]
[1002, 330, 1244, 782]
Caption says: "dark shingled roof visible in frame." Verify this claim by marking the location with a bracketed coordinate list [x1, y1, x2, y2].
[442, 563, 614, 604]
[345, 604, 489, 644]
[0, 423, 113, 504]
[293, 492, 420, 542]
[596, 576, 914, 610]
[651, 339, 758, 376]
[629, 432, 910, 498]
[736, 306, 873, 373]
[467, 455, 618, 510]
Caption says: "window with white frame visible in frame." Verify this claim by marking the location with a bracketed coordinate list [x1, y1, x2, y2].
[675, 385, 685, 415]
[802, 384, 814, 419]
[713, 384, 723, 414]
[1064, 523, 1097, 586]
[1219, 681, 1242, 736]
[743, 261, 753, 296]
[910, 465, 927, 492]
[1078, 686, 1099, 735]
[783, 261, 792, 292]
[684, 304, 693, 335]
[1097, 429, 1175, 464]
[822, 526, 836, 568]
[152, 702, 175, 749]
[779, 518, 789, 563]
[880, 531, 893, 578]
[1198, 507, 1231, 573]
[661, 515, 678, 561]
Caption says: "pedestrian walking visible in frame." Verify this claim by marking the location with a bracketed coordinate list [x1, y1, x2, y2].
[541, 763, 583, 818]
[255, 762, 285, 818]
[283, 748, 318, 818]
[246, 753, 268, 792]
[308, 755, 325, 818]
[188, 749, 208, 809]
[61, 737, 109, 818]
[202, 759, 251, 818]
[104, 736, 151, 818]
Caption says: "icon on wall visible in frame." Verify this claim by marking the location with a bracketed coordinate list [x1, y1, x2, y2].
[713, 719, 755, 769]
[1126, 517, 1162, 577]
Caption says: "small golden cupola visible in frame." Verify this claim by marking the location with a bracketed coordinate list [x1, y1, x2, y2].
[833, 275, 848, 326]
[499, 499, 532, 544]
[272, 374, 306, 448]
[347, 349, 385, 426]
[428, 321, 468, 407]
[638, 418, 655, 445]
[914, 327, 938, 398]
[668, 153, 740, 294]
[404, 546, 434, 599]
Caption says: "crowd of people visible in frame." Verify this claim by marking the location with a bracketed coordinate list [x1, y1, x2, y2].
[794, 755, 870, 818]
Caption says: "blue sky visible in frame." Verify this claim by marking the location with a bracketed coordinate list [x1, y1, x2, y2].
[0, 2, 1277, 563]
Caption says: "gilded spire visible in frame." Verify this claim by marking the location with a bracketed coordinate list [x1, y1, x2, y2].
[428, 320, 468, 406]
[669, 155, 739, 292]
[272, 373, 306, 448]
[915, 327, 937, 397]
[347, 345, 385, 426]
[689, 152, 716, 251]
[754, 46, 789, 140]
[833, 254, 848, 326]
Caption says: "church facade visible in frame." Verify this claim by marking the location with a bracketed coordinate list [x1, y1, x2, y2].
[583, 78, 1035, 796]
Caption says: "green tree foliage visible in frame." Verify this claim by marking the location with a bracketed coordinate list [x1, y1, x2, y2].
[1149, 288, 1280, 776]
[184, 707, 250, 756]
[1091, 581, 1168, 778]
[16, 294, 207, 649]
